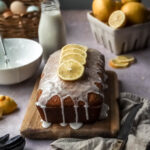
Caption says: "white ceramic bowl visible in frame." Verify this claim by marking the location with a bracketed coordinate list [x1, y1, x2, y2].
[0, 38, 43, 85]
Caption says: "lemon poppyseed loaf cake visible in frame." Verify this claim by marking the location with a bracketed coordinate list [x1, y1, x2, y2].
[36, 46, 108, 130]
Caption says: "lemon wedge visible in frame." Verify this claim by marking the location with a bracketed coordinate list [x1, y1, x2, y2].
[60, 53, 86, 65]
[61, 48, 87, 58]
[58, 59, 84, 81]
[62, 44, 88, 52]
[109, 59, 129, 68]
[108, 10, 126, 29]
[116, 55, 135, 63]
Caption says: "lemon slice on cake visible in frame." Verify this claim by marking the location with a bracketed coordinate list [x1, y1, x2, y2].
[62, 44, 88, 52]
[108, 10, 126, 29]
[58, 59, 84, 81]
[116, 55, 135, 63]
[60, 53, 86, 65]
[61, 48, 87, 58]
[109, 59, 129, 68]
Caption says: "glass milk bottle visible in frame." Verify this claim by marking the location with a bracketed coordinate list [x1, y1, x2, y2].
[38, 1, 66, 62]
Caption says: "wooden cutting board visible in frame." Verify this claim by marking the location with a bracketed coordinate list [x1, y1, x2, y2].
[20, 71, 119, 139]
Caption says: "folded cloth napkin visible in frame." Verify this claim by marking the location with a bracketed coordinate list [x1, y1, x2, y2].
[50, 93, 150, 150]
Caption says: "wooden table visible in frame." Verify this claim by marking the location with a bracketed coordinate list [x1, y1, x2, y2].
[0, 10, 150, 150]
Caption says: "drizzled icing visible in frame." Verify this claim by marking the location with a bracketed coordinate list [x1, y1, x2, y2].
[69, 123, 83, 130]
[60, 122, 67, 127]
[41, 120, 51, 128]
[36, 49, 107, 129]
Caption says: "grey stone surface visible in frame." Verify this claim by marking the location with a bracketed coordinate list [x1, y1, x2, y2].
[0, 10, 150, 150]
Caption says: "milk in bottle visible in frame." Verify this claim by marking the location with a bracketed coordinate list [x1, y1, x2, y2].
[38, 0, 66, 62]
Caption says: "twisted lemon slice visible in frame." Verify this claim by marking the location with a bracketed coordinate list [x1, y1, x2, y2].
[58, 59, 84, 81]
[61, 48, 87, 58]
[62, 44, 88, 52]
[60, 53, 86, 65]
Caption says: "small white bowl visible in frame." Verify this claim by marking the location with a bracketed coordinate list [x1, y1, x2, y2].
[0, 38, 43, 85]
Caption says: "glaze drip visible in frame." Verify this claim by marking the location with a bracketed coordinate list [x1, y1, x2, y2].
[69, 123, 83, 130]
[60, 99, 65, 124]
[60, 122, 67, 127]
[84, 102, 89, 120]
[74, 105, 78, 123]
[41, 120, 51, 128]
[41, 105, 48, 122]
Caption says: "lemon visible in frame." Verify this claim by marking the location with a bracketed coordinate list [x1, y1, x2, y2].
[116, 55, 135, 63]
[58, 59, 84, 81]
[60, 53, 86, 65]
[61, 48, 87, 58]
[121, 0, 140, 4]
[121, 2, 148, 24]
[109, 59, 129, 68]
[92, 0, 115, 22]
[108, 10, 126, 29]
[0, 95, 17, 115]
[62, 44, 88, 52]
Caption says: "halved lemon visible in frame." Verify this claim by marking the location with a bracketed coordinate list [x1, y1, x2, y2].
[60, 53, 86, 65]
[61, 48, 87, 58]
[108, 10, 126, 29]
[58, 59, 84, 81]
[109, 59, 129, 68]
[116, 55, 135, 63]
[62, 44, 88, 52]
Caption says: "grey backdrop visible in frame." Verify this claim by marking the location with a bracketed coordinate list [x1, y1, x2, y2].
[59, 0, 149, 9]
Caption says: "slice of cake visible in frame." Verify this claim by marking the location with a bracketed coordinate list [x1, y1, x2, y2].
[36, 45, 108, 130]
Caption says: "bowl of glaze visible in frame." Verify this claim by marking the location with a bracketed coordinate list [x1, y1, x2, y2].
[0, 38, 43, 85]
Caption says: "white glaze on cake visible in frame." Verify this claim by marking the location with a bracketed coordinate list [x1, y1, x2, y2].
[36, 49, 108, 129]
[41, 106, 48, 122]
[84, 103, 89, 120]
[60, 98, 66, 125]
[41, 120, 52, 128]
[69, 122, 83, 130]
[60, 122, 67, 127]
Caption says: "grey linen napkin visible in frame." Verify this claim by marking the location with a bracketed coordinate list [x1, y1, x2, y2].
[50, 93, 150, 150]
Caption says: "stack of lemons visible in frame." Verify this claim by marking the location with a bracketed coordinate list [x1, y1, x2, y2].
[92, 0, 150, 29]
[58, 44, 88, 81]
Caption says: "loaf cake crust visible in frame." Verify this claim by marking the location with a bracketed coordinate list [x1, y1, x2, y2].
[36, 49, 107, 128]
